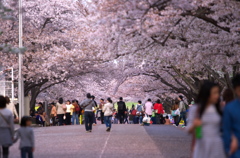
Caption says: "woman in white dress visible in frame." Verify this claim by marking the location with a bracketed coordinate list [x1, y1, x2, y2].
[186, 81, 226, 158]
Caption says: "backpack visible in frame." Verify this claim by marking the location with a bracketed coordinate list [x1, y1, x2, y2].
[131, 109, 137, 116]
[118, 101, 125, 111]
[75, 105, 80, 112]
[137, 105, 142, 112]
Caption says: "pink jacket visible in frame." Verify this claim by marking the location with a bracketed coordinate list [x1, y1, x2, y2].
[145, 101, 153, 115]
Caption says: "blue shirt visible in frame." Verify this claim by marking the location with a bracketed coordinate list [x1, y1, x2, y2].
[222, 99, 240, 158]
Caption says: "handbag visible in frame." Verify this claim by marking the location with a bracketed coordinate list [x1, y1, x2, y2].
[143, 114, 151, 123]
[171, 110, 177, 116]
[175, 108, 180, 115]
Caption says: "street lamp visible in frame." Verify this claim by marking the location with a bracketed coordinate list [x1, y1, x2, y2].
[18, 0, 24, 119]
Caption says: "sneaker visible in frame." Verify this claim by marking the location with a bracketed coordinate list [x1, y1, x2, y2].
[86, 131, 90, 133]
[89, 130, 92, 132]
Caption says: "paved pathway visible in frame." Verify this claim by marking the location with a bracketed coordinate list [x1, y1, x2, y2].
[9, 124, 191, 158]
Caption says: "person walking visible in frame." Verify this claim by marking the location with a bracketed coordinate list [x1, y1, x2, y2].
[50, 103, 57, 126]
[80, 93, 95, 133]
[91, 96, 97, 125]
[103, 98, 114, 132]
[71, 100, 80, 125]
[176, 95, 187, 127]
[56, 98, 66, 126]
[186, 81, 225, 158]
[98, 99, 105, 124]
[65, 100, 72, 125]
[144, 99, 153, 117]
[171, 99, 180, 125]
[223, 74, 240, 158]
[17, 116, 35, 158]
[117, 97, 127, 124]
[153, 99, 164, 124]
[0, 95, 14, 158]
[136, 101, 143, 124]
[5, 96, 19, 120]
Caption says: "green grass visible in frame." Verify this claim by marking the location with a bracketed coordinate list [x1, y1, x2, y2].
[114, 102, 138, 110]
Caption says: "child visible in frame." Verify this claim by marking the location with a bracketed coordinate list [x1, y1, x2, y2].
[164, 115, 171, 125]
[17, 116, 35, 158]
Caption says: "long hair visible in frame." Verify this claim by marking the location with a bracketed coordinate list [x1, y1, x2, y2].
[195, 81, 222, 118]
[171, 98, 179, 110]
[107, 97, 113, 103]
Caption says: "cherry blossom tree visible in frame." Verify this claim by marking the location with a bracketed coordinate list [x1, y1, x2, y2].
[0, 0, 109, 109]
[94, 0, 240, 102]
[1, 0, 240, 110]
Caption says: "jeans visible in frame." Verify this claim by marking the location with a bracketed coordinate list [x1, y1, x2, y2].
[118, 112, 125, 124]
[84, 111, 93, 131]
[21, 147, 33, 158]
[104, 116, 112, 128]
[177, 112, 187, 126]
[2, 146, 9, 158]
[57, 114, 64, 126]
[72, 112, 79, 125]
[138, 116, 143, 124]
[133, 116, 138, 124]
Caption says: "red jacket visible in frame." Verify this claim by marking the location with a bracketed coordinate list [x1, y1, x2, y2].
[153, 103, 164, 114]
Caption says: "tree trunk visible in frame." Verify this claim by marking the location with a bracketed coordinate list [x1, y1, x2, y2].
[30, 86, 41, 111]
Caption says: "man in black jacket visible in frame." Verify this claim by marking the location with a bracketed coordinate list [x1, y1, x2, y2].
[117, 97, 127, 124]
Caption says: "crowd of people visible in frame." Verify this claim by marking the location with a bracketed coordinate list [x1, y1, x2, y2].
[0, 74, 240, 158]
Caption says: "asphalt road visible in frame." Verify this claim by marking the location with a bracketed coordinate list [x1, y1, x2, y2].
[9, 124, 191, 158]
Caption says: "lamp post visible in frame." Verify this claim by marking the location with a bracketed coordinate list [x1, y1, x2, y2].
[18, 0, 24, 119]
[11, 68, 14, 103]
